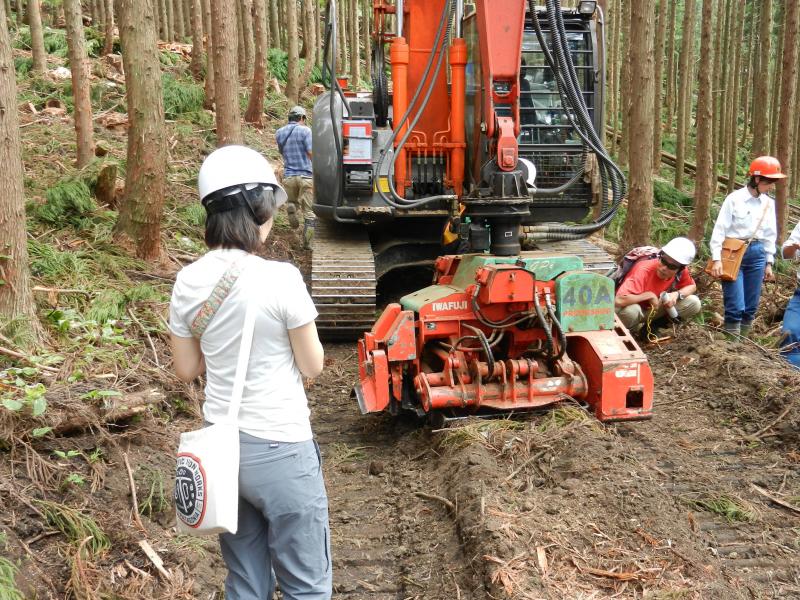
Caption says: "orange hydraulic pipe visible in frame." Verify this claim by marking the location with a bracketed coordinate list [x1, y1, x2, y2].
[449, 39, 467, 197]
[390, 37, 410, 198]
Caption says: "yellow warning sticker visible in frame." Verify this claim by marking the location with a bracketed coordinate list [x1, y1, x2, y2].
[375, 177, 391, 193]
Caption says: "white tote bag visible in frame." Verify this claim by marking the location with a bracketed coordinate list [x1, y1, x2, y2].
[174, 299, 256, 536]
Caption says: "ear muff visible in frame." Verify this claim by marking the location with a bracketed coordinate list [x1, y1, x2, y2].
[202, 185, 275, 225]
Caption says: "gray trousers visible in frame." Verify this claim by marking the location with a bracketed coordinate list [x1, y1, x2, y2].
[219, 434, 332, 599]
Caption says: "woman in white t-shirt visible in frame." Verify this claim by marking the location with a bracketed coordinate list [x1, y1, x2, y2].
[169, 146, 331, 599]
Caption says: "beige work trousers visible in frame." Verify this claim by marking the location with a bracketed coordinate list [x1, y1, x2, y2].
[283, 176, 315, 221]
[616, 294, 702, 331]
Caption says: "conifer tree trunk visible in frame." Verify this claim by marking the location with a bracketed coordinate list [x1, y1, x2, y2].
[268, 0, 279, 52]
[189, 0, 203, 80]
[609, 0, 620, 154]
[114, 0, 167, 261]
[751, 0, 772, 157]
[240, 0, 254, 85]
[618, 0, 631, 166]
[300, 0, 316, 87]
[201, 0, 214, 108]
[183, 0, 192, 36]
[236, 0, 247, 80]
[0, 0, 41, 343]
[362, 0, 371, 83]
[651, 0, 668, 171]
[157, 0, 168, 41]
[663, 0, 677, 134]
[97, 0, 106, 27]
[244, 0, 267, 126]
[173, 0, 185, 40]
[775, 0, 799, 240]
[164, 0, 174, 41]
[338, 0, 348, 76]
[3, 0, 11, 28]
[28, 0, 46, 72]
[621, 0, 655, 248]
[63, 0, 95, 168]
[740, 13, 757, 145]
[690, 0, 716, 243]
[349, 0, 359, 86]
[725, 0, 744, 193]
[793, 57, 800, 197]
[211, 0, 241, 144]
[769, 5, 784, 155]
[285, 0, 300, 101]
[102, 0, 114, 55]
[674, 0, 695, 190]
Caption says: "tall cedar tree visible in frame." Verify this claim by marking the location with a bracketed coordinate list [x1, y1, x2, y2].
[114, 0, 167, 260]
[300, 0, 317, 89]
[674, 0, 696, 190]
[63, 0, 95, 168]
[609, 0, 620, 154]
[0, 1, 42, 341]
[189, 0, 204, 80]
[751, 0, 772, 157]
[618, 0, 631, 166]
[724, 0, 744, 192]
[211, 0, 242, 144]
[664, 0, 677, 133]
[689, 0, 716, 243]
[620, 1, 655, 248]
[775, 0, 799, 240]
[651, 0, 668, 171]
[27, 0, 46, 72]
[244, 0, 268, 126]
[349, 0, 360, 86]
[201, 0, 215, 108]
[102, 0, 114, 55]
[285, 0, 300, 101]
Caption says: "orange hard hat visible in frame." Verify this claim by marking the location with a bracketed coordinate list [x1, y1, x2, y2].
[748, 156, 787, 179]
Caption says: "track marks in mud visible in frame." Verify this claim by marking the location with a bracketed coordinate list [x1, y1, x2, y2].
[309, 344, 483, 600]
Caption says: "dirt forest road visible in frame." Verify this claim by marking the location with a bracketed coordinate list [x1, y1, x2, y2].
[314, 329, 800, 599]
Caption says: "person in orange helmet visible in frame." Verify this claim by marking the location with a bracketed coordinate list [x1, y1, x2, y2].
[708, 156, 785, 337]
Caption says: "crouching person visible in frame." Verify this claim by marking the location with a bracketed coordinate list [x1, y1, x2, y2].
[780, 222, 800, 369]
[615, 237, 701, 336]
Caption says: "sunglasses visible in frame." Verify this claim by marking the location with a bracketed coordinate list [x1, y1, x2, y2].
[659, 256, 682, 271]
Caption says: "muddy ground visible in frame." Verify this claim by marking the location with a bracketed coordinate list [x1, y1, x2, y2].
[2, 221, 799, 599]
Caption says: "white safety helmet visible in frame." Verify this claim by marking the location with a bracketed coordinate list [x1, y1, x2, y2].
[197, 145, 288, 207]
[660, 237, 696, 266]
[518, 157, 537, 188]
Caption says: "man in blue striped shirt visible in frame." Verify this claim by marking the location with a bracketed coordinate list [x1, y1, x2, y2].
[276, 106, 314, 248]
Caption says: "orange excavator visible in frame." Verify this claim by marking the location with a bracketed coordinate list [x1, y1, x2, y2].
[311, 0, 654, 422]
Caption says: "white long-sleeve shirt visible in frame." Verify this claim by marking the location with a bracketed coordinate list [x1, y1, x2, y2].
[709, 186, 777, 264]
[782, 221, 800, 280]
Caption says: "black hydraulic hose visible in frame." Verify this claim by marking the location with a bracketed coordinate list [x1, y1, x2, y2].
[532, 289, 555, 359]
[544, 291, 567, 361]
[524, 0, 627, 239]
[323, 1, 358, 223]
[463, 323, 496, 379]
[375, 0, 458, 209]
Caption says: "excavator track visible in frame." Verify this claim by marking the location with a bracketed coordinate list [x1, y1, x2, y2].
[311, 219, 377, 340]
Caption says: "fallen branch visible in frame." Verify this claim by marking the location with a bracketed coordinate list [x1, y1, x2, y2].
[122, 452, 146, 533]
[750, 483, 800, 515]
[138, 539, 172, 580]
[0, 344, 59, 373]
[51, 388, 164, 435]
[743, 400, 796, 442]
[414, 491, 455, 512]
[128, 306, 161, 368]
[504, 448, 549, 482]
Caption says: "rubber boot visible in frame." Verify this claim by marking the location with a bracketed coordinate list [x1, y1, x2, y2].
[723, 321, 740, 339]
[287, 203, 300, 229]
[740, 322, 752, 337]
[303, 218, 315, 250]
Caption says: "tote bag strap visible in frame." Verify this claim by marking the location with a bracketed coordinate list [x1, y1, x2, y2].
[225, 297, 257, 423]
[190, 258, 245, 338]
[747, 200, 770, 244]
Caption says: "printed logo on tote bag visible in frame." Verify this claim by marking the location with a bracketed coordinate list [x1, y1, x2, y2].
[175, 453, 207, 527]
